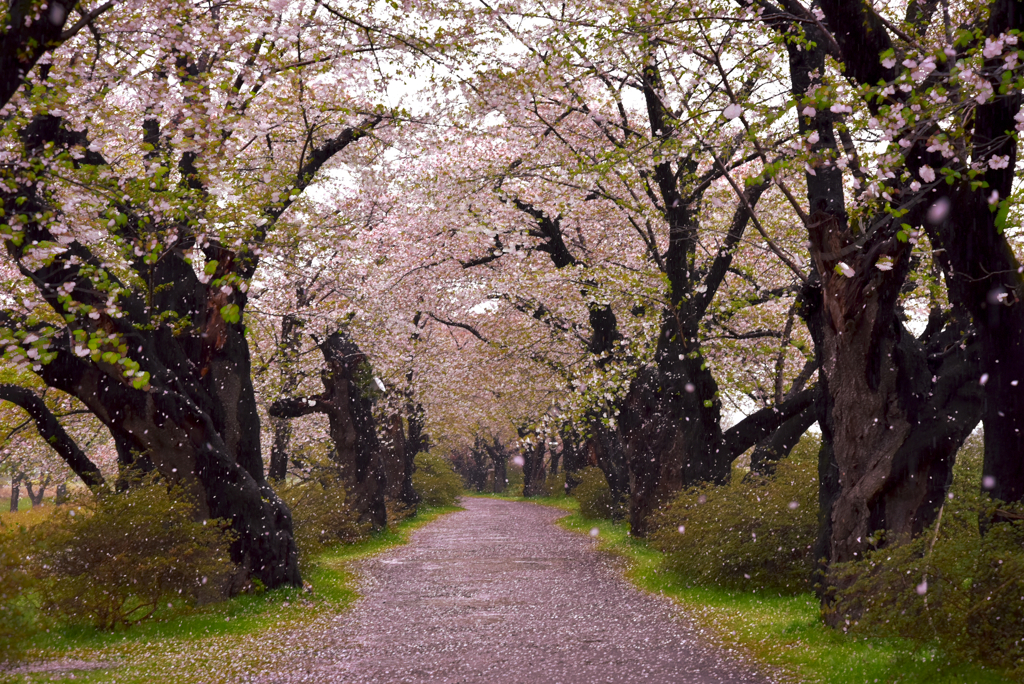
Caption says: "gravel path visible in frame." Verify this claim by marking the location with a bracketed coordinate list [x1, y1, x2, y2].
[258, 498, 774, 684]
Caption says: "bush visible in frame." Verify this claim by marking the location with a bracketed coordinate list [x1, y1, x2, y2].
[648, 436, 819, 593]
[276, 473, 367, 564]
[829, 433, 1024, 676]
[574, 467, 622, 519]
[542, 470, 566, 497]
[0, 522, 35, 662]
[412, 451, 463, 507]
[30, 476, 236, 630]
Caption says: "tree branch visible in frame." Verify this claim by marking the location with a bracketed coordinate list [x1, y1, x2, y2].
[0, 384, 105, 488]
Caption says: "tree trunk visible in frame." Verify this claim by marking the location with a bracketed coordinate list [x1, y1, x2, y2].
[25, 475, 49, 506]
[803, 223, 984, 569]
[268, 313, 304, 482]
[35, 323, 301, 590]
[54, 482, 68, 505]
[560, 427, 588, 494]
[0, 384, 105, 488]
[8, 473, 20, 513]
[521, 437, 547, 498]
[270, 331, 388, 529]
[268, 417, 291, 482]
[486, 438, 508, 493]
[586, 421, 629, 510]
[749, 404, 817, 476]
[382, 414, 404, 501]
[620, 316, 728, 537]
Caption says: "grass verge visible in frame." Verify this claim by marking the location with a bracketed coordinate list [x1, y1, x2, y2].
[485, 492, 1016, 684]
[3, 504, 461, 684]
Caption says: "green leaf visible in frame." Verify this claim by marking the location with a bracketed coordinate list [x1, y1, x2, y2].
[995, 201, 1010, 233]
[220, 303, 241, 324]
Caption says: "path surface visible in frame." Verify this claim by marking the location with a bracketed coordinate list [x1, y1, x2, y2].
[258, 498, 774, 684]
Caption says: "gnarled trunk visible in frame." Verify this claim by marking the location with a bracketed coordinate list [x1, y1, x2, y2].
[270, 331, 387, 529]
[803, 218, 983, 569]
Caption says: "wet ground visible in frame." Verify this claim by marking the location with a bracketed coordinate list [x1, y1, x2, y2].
[257, 497, 773, 684]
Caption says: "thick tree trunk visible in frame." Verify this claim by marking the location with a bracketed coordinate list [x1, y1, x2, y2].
[803, 225, 984, 568]
[813, 0, 1024, 513]
[620, 299, 737, 536]
[270, 331, 388, 529]
[921, 161, 1024, 509]
[37, 336, 301, 590]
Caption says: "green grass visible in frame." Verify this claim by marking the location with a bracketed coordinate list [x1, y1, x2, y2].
[487, 492, 1016, 684]
[4, 504, 461, 684]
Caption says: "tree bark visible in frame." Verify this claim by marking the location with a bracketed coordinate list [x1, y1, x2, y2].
[749, 404, 817, 476]
[802, 225, 984, 567]
[270, 330, 388, 529]
[814, 0, 1024, 509]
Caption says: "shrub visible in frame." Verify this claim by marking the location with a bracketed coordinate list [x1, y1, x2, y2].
[542, 470, 566, 498]
[30, 477, 236, 630]
[412, 451, 463, 507]
[0, 522, 35, 662]
[574, 467, 622, 519]
[276, 473, 367, 564]
[829, 433, 1024, 676]
[648, 435, 819, 593]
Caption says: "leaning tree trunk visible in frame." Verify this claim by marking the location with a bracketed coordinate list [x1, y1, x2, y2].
[29, 318, 301, 590]
[749, 405, 817, 476]
[270, 331, 388, 529]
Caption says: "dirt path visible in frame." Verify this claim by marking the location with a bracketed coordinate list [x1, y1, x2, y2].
[257, 498, 774, 684]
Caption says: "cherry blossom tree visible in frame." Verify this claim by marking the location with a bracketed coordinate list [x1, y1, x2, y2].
[0, 0, 422, 587]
